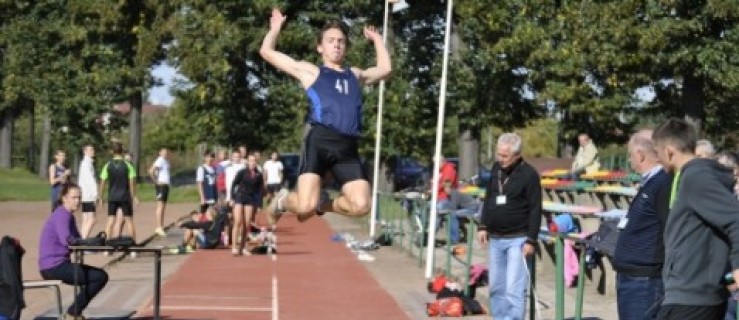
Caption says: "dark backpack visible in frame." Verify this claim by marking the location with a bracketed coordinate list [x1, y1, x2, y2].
[106, 236, 137, 248]
[71, 232, 107, 247]
[585, 219, 620, 258]
[0, 236, 25, 320]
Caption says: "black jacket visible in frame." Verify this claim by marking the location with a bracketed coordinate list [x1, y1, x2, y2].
[0, 236, 25, 320]
[479, 159, 542, 242]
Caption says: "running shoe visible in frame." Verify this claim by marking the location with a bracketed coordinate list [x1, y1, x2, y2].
[155, 227, 167, 237]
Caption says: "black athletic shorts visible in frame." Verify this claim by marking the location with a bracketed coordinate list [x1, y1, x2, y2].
[108, 200, 133, 217]
[155, 185, 170, 202]
[301, 124, 367, 185]
[81, 202, 96, 213]
[233, 193, 260, 206]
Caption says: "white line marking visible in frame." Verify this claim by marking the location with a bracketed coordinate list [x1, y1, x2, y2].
[164, 294, 270, 300]
[272, 274, 279, 320]
[160, 306, 271, 312]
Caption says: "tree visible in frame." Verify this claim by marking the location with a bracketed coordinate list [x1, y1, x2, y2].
[639, 0, 739, 138]
[66, 1, 174, 178]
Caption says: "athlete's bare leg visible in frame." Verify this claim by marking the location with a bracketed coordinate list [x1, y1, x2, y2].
[80, 212, 96, 238]
[231, 204, 245, 255]
[323, 179, 371, 217]
[267, 173, 320, 224]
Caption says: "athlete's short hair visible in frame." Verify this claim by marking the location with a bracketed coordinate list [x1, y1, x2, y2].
[111, 142, 124, 155]
[653, 118, 698, 154]
[318, 20, 350, 46]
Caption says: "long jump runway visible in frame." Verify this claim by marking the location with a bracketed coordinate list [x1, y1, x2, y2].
[134, 216, 409, 320]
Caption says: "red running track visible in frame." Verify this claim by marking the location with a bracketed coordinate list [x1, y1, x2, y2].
[134, 215, 409, 320]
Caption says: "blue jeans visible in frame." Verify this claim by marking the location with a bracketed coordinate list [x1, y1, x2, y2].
[436, 200, 452, 232]
[488, 236, 528, 320]
[41, 261, 108, 316]
[616, 273, 664, 319]
[447, 207, 479, 243]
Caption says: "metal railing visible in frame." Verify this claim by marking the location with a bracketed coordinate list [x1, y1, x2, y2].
[374, 191, 597, 320]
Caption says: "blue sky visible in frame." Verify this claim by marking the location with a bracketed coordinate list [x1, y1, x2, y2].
[149, 63, 177, 106]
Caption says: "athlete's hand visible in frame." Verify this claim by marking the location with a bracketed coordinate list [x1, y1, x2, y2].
[270, 8, 287, 31]
[363, 26, 382, 42]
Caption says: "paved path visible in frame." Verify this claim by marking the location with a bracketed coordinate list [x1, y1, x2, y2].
[1, 200, 618, 320]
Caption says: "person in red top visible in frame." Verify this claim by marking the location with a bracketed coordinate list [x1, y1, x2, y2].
[437, 156, 458, 204]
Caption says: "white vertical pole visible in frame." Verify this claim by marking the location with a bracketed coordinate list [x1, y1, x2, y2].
[425, 0, 454, 279]
[369, 0, 392, 237]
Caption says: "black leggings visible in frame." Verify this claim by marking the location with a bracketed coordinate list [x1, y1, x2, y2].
[41, 261, 108, 316]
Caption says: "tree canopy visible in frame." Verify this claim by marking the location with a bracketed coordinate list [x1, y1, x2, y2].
[1, 0, 737, 172]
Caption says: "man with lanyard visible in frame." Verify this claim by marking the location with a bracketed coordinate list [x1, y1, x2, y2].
[99, 142, 138, 243]
[612, 129, 671, 319]
[259, 8, 391, 223]
[477, 133, 542, 320]
[652, 118, 739, 320]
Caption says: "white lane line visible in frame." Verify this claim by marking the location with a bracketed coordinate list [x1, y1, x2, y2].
[272, 274, 279, 320]
[160, 306, 271, 312]
[164, 294, 271, 300]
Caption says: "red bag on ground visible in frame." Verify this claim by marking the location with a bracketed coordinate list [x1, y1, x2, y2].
[428, 275, 448, 293]
[426, 297, 464, 317]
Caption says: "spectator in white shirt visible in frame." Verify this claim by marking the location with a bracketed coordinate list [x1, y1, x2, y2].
[263, 152, 285, 204]
[148, 148, 171, 237]
[224, 149, 245, 204]
[78, 144, 98, 238]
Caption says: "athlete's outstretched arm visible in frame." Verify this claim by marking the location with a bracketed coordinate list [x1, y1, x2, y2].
[354, 26, 392, 85]
[259, 8, 317, 87]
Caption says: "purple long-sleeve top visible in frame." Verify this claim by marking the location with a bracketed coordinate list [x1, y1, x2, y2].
[38, 206, 80, 271]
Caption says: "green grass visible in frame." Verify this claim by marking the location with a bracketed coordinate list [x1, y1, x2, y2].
[136, 183, 200, 203]
[0, 168, 199, 203]
[0, 168, 51, 201]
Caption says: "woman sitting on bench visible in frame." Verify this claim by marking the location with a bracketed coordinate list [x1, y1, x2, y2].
[38, 183, 109, 320]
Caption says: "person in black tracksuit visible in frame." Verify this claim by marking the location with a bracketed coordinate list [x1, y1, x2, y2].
[230, 154, 265, 256]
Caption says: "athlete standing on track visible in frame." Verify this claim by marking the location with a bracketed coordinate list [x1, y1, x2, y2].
[259, 8, 392, 223]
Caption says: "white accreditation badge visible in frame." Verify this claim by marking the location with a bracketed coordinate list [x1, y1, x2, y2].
[496, 195, 507, 205]
[617, 216, 629, 229]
